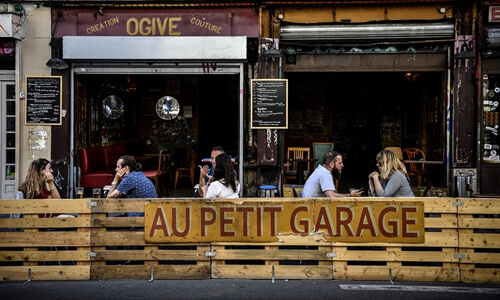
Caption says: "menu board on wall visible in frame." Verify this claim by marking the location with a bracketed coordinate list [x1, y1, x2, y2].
[250, 79, 288, 129]
[25, 76, 62, 125]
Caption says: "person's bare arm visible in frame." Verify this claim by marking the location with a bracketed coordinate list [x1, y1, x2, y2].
[325, 189, 364, 198]
[198, 165, 209, 197]
[45, 172, 60, 199]
[107, 168, 126, 198]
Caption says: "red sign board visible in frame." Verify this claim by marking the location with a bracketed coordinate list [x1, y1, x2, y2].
[489, 6, 500, 22]
[77, 13, 233, 36]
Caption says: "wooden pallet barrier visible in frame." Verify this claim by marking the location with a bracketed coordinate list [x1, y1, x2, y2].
[1, 197, 499, 282]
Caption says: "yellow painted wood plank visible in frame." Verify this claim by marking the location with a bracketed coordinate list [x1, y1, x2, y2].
[92, 249, 210, 261]
[0, 217, 91, 228]
[212, 249, 331, 261]
[335, 248, 457, 262]
[460, 267, 500, 283]
[421, 198, 458, 213]
[459, 233, 500, 248]
[91, 199, 148, 213]
[458, 218, 500, 229]
[91, 216, 143, 227]
[0, 266, 90, 281]
[0, 250, 89, 262]
[457, 249, 500, 264]
[334, 265, 460, 282]
[212, 265, 333, 279]
[90, 265, 209, 280]
[0, 199, 91, 214]
[0, 232, 90, 247]
[460, 199, 500, 214]
[425, 217, 457, 228]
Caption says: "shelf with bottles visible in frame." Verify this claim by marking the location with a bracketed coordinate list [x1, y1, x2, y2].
[482, 73, 500, 163]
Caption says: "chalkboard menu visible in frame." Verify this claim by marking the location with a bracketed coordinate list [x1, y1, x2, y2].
[251, 79, 288, 129]
[25, 76, 62, 125]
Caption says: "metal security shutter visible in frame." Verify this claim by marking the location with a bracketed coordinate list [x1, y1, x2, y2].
[280, 21, 454, 43]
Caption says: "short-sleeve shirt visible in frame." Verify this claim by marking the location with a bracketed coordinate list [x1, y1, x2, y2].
[376, 171, 415, 197]
[116, 171, 157, 217]
[301, 165, 336, 197]
[205, 180, 240, 198]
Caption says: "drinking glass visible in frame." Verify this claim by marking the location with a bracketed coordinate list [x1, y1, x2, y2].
[76, 187, 84, 199]
[92, 188, 102, 198]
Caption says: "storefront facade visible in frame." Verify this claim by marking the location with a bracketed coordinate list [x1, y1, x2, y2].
[50, 4, 258, 197]
[258, 0, 486, 195]
[4, 0, 498, 198]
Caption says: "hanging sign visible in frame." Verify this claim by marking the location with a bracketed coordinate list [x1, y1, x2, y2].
[250, 79, 288, 129]
[25, 76, 62, 125]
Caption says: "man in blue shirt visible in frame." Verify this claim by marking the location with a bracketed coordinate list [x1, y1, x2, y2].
[107, 155, 157, 216]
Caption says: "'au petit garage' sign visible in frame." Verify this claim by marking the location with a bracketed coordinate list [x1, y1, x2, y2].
[144, 199, 425, 244]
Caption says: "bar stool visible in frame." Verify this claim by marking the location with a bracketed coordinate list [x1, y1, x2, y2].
[258, 185, 279, 197]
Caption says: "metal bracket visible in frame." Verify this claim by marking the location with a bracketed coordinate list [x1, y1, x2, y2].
[149, 267, 154, 282]
[24, 268, 31, 284]
[453, 201, 464, 207]
[86, 251, 97, 257]
[454, 253, 466, 259]
[87, 201, 97, 207]
[326, 252, 337, 258]
[205, 251, 216, 257]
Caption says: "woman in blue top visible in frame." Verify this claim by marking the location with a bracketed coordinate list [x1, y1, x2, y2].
[369, 150, 415, 197]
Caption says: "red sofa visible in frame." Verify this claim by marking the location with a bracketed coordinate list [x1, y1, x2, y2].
[79, 144, 128, 188]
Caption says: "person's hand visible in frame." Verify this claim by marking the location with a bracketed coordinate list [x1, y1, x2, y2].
[350, 189, 364, 197]
[115, 168, 126, 182]
[369, 171, 380, 180]
[44, 172, 54, 184]
[199, 165, 209, 179]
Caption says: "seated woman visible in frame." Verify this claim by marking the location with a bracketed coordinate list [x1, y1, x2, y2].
[203, 153, 240, 198]
[19, 158, 61, 218]
[369, 150, 415, 197]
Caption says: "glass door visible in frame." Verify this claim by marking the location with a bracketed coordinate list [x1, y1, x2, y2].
[1, 81, 16, 198]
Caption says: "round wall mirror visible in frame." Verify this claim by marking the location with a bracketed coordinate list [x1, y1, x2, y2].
[156, 96, 180, 120]
[102, 95, 124, 119]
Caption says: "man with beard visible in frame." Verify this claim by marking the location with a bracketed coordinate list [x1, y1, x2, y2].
[301, 151, 364, 198]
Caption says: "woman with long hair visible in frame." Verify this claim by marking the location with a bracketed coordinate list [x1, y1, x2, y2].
[204, 153, 240, 198]
[369, 150, 415, 197]
[19, 158, 60, 199]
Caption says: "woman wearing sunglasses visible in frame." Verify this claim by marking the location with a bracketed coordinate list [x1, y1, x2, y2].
[369, 150, 414, 197]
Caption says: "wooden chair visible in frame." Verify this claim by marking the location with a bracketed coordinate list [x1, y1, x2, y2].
[384, 147, 403, 160]
[284, 147, 311, 184]
[313, 142, 334, 168]
[402, 148, 426, 186]
[143, 149, 171, 196]
[174, 148, 196, 189]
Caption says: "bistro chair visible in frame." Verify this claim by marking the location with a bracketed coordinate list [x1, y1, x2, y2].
[402, 148, 426, 186]
[174, 148, 196, 189]
[312, 142, 334, 168]
[143, 149, 171, 196]
[384, 146, 403, 160]
[283, 147, 311, 184]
